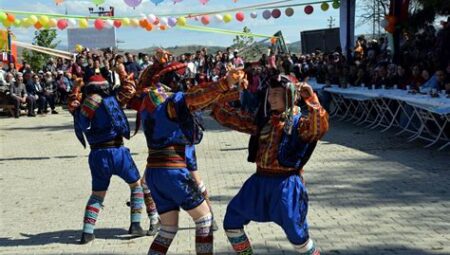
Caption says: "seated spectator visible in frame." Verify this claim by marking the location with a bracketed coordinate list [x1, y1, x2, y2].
[410, 65, 424, 90]
[395, 65, 411, 89]
[422, 69, 446, 91]
[42, 72, 58, 114]
[55, 70, 70, 104]
[26, 74, 46, 114]
[9, 73, 36, 117]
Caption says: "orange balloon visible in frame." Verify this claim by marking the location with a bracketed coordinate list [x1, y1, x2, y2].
[145, 23, 153, 31]
[139, 19, 146, 28]
[159, 25, 167, 30]
[55, 0, 64, 5]
[34, 21, 43, 29]
[6, 13, 15, 22]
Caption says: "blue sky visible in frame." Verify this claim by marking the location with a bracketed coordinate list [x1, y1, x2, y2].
[0, 0, 371, 49]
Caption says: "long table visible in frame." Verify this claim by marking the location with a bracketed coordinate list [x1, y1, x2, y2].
[309, 80, 450, 150]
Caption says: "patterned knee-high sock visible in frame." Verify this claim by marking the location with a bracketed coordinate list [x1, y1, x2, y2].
[293, 239, 320, 255]
[148, 225, 178, 255]
[225, 229, 253, 255]
[82, 195, 104, 234]
[195, 213, 213, 255]
[198, 181, 210, 204]
[142, 183, 158, 223]
[130, 186, 144, 223]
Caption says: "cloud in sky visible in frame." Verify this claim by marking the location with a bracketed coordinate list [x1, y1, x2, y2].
[2, 0, 372, 49]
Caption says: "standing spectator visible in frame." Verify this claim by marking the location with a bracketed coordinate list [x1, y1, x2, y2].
[232, 50, 244, 68]
[55, 71, 70, 104]
[83, 58, 95, 83]
[9, 73, 36, 118]
[140, 55, 152, 69]
[71, 56, 84, 78]
[124, 53, 141, 80]
[100, 60, 114, 85]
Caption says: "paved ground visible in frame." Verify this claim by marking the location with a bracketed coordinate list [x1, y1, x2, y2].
[0, 108, 449, 255]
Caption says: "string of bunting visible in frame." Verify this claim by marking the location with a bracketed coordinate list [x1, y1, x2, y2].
[0, 0, 340, 36]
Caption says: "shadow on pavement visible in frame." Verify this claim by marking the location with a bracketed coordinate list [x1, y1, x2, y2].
[0, 228, 135, 246]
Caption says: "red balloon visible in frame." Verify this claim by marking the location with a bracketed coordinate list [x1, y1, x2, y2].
[236, 11, 245, 22]
[304, 5, 314, 15]
[272, 9, 281, 19]
[113, 20, 122, 28]
[57, 19, 68, 30]
[94, 19, 104, 30]
[201, 15, 210, 25]
[153, 18, 160, 25]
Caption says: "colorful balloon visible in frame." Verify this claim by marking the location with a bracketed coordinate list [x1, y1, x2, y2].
[7, 13, 15, 23]
[75, 44, 83, 53]
[250, 12, 257, 19]
[214, 14, 223, 22]
[92, 0, 106, 5]
[223, 13, 232, 23]
[29, 15, 38, 24]
[34, 21, 43, 29]
[79, 19, 89, 28]
[68, 18, 77, 27]
[304, 5, 314, 15]
[235, 11, 245, 22]
[262, 10, 271, 20]
[122, 18, 130, 26]
[55, 0, 64, 5]
[150, 0, 164, 5]
[131, 18, 140, 27]
[201, 15, 210, 25]
[285, 7, 294, 17]
[125, 0, 143, 8]
[332, 0, 340, 9]
[168, 17, 177, 27]
[145, 23, 153, 31]
[321, 2, 330, 11]
[148, 14, 157, 23]
[94, 19, 104, 30]
[57, 19, 68, 30]
[272, 9, 281, 19]
[0, 12, 7, 22]
[113, 20, 122, 28]
[39, 15, 49, 26]
[199, 0, 208, 4]
[177, 17, 187, 26]
[48, 18, 57, 27]
[160, 17, 168, 26]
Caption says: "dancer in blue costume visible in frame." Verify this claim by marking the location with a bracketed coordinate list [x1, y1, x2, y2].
[211, 73, 329, 254]
[130, 62, 245, 255]
[68, 75, 147, 244]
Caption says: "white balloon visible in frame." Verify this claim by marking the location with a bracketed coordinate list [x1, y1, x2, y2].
[148, 14, 157, 23]
[105, 19, 114, 27]
[68, 18, 77, 27]
[214, 14, 223, 22]
[250, 12, 257, 19]
[160, 17, 168, 25]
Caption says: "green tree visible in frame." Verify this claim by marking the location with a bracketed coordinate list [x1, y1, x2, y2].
[22, 29, 60, 71]
[232, 26, 254, 51]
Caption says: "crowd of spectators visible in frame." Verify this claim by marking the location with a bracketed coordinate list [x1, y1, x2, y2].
[1, 19, 449, 119]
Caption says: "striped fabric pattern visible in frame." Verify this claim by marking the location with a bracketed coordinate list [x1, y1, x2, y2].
[148, 225, 178, 255]
[185, 78, 229, 112]
[195, 214, 213, 255]
[142, 87, 169, 113]
[210, 104, 257, 135]
[225, 229, 253, 255]
[146, 145, 187, 169]
[81, 94, 103, 119]
[82, 195, 103, 234]
[142, 182, 158, 219]
[299, 93, 329, 143]
[130, 186, 144, 223]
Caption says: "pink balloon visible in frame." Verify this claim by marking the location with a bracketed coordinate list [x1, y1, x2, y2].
[199, 0, 208, 5]
[94, 19, 104, 30]
[201, 15, 210, 25]
[236, 11, 245, 22]
[173, 0, 183, 3]
[57, 19, 68, 30]
[272, 9, 281, 19]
